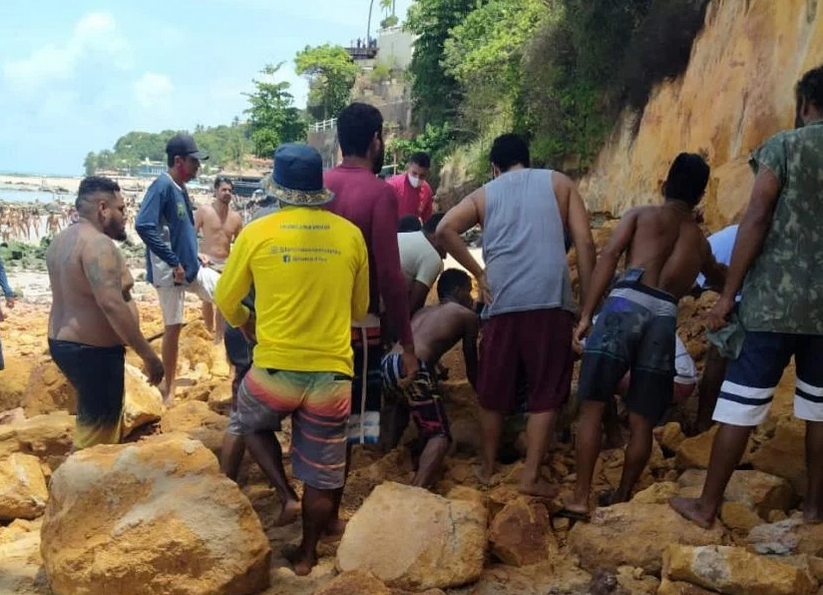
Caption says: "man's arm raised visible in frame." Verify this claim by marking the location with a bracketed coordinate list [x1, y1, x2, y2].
[435, 189, 490, 302]
[82, 237, 164, 385]
[557, 174, 596, 304]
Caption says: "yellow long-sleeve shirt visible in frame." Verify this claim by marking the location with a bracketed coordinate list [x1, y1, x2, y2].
[214, 206, 369, 376]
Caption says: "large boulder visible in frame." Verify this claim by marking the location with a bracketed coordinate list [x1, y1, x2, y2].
[207, 379, 234, 415]
[313, 570, 391, 595]
[336, 482, 486, 590]
[677, 469, 795, 518]
[568, 502, 724, 574]
[751, 416, 807, 494]
[747, 516, 823, 556]
[0, 412, 74, 470]
[655, 422, 686, 453]
[40, 433, 271, 595]
[663, 544, 817, 595]
[121, 364, 164, 437]
[658, 578, 725, 594]
[0, 453, 48, 520]
[0, 357, 36, 412]
[21, 359, 77, 416]
[489, 497, 556, 566]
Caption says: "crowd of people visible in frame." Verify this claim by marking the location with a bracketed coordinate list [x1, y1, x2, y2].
[8, 64, 823, 576]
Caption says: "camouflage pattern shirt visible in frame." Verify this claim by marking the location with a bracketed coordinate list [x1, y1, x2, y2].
[740, 121, 823, 334]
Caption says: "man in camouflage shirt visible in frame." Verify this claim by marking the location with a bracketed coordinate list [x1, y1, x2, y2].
[672, 65, 823, 528]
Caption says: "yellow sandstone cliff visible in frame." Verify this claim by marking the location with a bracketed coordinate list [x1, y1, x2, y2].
[580, 0, 823, 228]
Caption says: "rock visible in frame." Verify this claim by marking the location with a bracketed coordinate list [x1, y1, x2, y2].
[336, 482, 486, 590]
[0, 453, 48, 520]
[0, 407, 25, 425]
[632, 481, 678, 505]
[41, 433, 271, 595]
[720, 502, 763, 532]
[658, 578, 721, 595]
[465, 558, 592, 595]
[489, 497, 556, 566]
[0, 358, 35, 412]
[160, 400, 228, 455]
[486, 484, 522, 518]
[0, 412, 74, 470]
[314, 570, 391, 595]
[178, 321, 216, 373]
[21, 359, 77, 416]
[121, 364, 164, 437]
[675, 426, 754, 470]
[747, 517, 823, 556]
[677, 469, 795, 517]
[656, 422, 686, 453]
[568, 502, 724, 574]
[207, 379, 233, 415]
[663, 544, 817, 595]
[767, 554, 823, 583]
[752, 416, 807, 494]
[446, 486, 486, 507]
[615, 566, 659, 594]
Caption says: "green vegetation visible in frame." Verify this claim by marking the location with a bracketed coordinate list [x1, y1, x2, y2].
[244, 63, 307, 158]
[387, 122, 453, 170]
[406, 0, 709, 185]
[295, 44, 359, 121]
[0, 238, 50, 272]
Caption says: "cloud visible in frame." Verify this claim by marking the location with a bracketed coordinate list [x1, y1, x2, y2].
[133, 72, 174, 109]
[3, 12, 129, 91]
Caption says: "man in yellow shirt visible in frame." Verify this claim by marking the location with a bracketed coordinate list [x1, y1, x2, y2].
[214, 144, 369, 576]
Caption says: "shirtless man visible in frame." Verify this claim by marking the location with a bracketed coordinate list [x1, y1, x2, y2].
[559, 153, 726, 521]
[30, 207, 41, 240]
[20, 209, 31, 241]
[47, 176, 164, 450]
[0, 207, 11, 243]
[46, 211, 61, 236]
[195, 176, 242, 342]
[381, 269, 479, 488]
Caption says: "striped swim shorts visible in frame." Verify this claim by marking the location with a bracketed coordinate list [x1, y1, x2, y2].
[232, 366, 352, 490]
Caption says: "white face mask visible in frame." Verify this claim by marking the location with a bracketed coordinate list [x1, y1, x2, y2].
[407, 174, 421, 188]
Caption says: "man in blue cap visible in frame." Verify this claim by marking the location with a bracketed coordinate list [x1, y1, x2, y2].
[135, 133, 219, 404]
[215, 143, 369, 576]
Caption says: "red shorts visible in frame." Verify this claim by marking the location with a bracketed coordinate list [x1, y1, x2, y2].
[477, 309, 574, 413]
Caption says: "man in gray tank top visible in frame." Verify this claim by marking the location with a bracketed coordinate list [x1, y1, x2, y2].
[436, 134, 596, 497]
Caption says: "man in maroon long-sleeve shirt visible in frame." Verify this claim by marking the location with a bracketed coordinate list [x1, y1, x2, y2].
[323, 102, 418, 538]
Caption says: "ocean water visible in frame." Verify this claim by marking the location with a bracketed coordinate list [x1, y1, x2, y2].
[0, 189, 75, 205]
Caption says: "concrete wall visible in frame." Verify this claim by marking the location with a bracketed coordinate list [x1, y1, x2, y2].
[376, 27, 415, 70]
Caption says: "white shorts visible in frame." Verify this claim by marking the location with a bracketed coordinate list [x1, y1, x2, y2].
[156, 267, 220, 326]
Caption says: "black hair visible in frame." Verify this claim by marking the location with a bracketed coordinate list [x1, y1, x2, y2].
[489, 133, 530, 172]
[398, 215, 422, 233]
[409, 151, 431, 169]
[663, 152, 710, 207]
[337, 102, 383, 158]
[214, 175, 234, 190]
[796, 65, 823, 114]
[76, 176, 121, 211]
[167, 154, 175, 168]
[423, 212, 445, 235]
[437, 268, 471, 301]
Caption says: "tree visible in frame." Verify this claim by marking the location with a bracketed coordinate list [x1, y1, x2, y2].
[83, 152, 97, 176]
[406, 0, 485, 128]
[244, 63, 307, 158]
[294, 45, 359, 121]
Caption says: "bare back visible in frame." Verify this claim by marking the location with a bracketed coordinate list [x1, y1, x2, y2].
[624, 205, 711, 299]
[196, 204, 242, 261]
[410, 302, 478, 365]
[47, 223, 133, 347]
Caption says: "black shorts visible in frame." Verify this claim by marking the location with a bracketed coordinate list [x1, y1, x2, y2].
[381, 353, 451, 442]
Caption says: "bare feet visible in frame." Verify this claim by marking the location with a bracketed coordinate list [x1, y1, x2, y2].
[519, 477, 559, 499]
[273, 498, 301, 527]
[320, 518, 347, 543]
[669, 496, 716, 529]
[562, 495, 590, 517]
[283, 545, 317, 577]
[474, 464, 493, 486]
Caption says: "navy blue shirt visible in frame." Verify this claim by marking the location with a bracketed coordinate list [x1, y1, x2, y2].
[135, 173, 200, 285]
[0, 253, 14, 297]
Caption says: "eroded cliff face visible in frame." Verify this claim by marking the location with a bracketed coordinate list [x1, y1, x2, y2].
[580, 0, 823, 228]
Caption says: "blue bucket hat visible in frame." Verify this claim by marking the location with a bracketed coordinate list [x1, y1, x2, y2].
[263, 143, 333, 206]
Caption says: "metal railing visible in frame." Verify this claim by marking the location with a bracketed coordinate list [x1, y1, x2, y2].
[309, 118, 337, 133]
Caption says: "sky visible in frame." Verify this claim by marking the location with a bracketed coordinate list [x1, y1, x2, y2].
[0, 0, 413, 176]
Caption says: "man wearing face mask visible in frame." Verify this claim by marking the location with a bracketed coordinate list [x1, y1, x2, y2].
[135, 134, 219, 404]
[387, 152, 434, 222]
[47, 176, 164, 450]
[323, 102, 418, 540]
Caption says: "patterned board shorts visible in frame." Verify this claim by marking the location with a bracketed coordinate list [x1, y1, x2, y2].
[577, 275, 677, 425]
[229, 366, 351, 490]
[381, 353, 451, 442]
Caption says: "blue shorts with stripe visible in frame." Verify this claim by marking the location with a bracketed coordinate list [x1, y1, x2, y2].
[713, 331, 823, 426]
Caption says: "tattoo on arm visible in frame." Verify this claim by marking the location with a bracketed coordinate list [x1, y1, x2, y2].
[84, 237, 125, 292]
